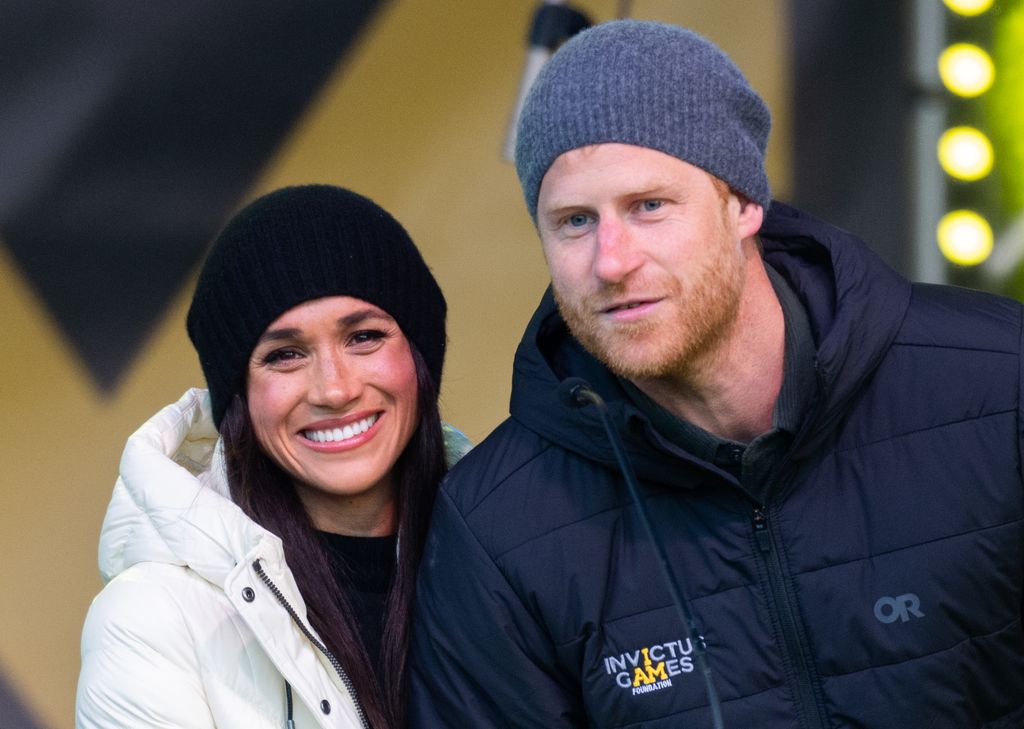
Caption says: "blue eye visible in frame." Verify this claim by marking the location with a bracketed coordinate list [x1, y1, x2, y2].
[568, 213, 590, 228]
[641, 199, 663, 212]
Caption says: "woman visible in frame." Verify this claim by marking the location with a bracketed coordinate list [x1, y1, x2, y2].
[76, 185, 468, 729]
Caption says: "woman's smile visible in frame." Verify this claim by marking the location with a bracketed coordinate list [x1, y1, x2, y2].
[301, 411, 381, 447]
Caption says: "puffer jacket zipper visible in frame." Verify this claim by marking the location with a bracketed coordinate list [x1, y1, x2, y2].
[716, 471, 828, 729]
[749, 361, 830, 729]
[253, 559, 371, 729]
[752, 503, 828, 729]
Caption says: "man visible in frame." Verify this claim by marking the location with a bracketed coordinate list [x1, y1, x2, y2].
[410, 20, 1024, 728]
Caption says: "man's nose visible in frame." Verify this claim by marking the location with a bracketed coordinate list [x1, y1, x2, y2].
[592, 218, 642, 283]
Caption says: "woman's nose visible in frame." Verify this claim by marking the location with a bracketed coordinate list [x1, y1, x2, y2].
[308, 354, 362, 408]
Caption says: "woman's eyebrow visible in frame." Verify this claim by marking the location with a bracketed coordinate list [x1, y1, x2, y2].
[255, 309, 395, 346]
[255, 327, 302, 345]
[337, 309, 394, 327]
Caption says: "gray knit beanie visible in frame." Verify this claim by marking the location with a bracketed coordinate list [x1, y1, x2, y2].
[187, 185, 447, 428]
[515, 19, 771, 218]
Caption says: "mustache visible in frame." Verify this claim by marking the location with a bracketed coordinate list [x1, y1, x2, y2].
[569, 276, 679, 311]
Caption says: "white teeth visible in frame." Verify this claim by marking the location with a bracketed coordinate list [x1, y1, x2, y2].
[303, 414, 378, 444]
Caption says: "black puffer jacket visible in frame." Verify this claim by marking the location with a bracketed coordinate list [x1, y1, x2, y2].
[410, 203, 1024, 728]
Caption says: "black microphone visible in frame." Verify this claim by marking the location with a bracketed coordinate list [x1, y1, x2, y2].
[560, 376, 597, 408]
[560, 377, 726, 729]
[502, 2, 591, 161]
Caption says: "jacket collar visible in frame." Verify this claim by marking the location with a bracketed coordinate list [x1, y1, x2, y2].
[99, 388, 279, 587]
[510, 202, 913, 482]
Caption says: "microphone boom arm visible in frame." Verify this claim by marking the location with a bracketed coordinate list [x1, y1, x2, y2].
[568, 381, 726, 729]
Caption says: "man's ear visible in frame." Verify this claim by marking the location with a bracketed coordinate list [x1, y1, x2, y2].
[736, 198, 764, 239]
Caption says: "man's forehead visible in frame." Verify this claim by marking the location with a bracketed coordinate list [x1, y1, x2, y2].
[538, 144, 714, 203]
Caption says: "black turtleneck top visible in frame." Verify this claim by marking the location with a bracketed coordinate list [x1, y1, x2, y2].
[318, 531, 397, 680]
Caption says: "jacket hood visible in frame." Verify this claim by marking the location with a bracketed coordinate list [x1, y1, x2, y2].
[508, 201, 912, 481]
[98, 388, 282, 587]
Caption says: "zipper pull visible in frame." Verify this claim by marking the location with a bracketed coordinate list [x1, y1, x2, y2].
[753, 507, 771, 552]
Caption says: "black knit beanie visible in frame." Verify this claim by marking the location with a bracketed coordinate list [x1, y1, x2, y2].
[186, 185, 447, 428]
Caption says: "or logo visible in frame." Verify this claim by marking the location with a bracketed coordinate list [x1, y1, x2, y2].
[874, 593, 924, 624]
[603, 638, 695, 696]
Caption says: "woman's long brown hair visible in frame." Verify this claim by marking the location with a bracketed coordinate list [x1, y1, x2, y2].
[220, 345, 446, 729]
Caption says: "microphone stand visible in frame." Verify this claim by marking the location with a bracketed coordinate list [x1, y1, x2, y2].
[502, 1, 590, 161]
[568, 380, 726, 729]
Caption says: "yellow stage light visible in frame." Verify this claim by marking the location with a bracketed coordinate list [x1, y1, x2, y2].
[938, 126, 994, 181]
[939, 43, 995, 97]
[943, 0, 994, 16]
[937, 210, 993, 265]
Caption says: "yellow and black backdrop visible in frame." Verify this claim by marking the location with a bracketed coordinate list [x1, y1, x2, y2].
[0, 2, 790, 725]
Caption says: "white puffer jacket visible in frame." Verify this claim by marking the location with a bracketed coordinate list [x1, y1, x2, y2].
[77, 388, 406, 729]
